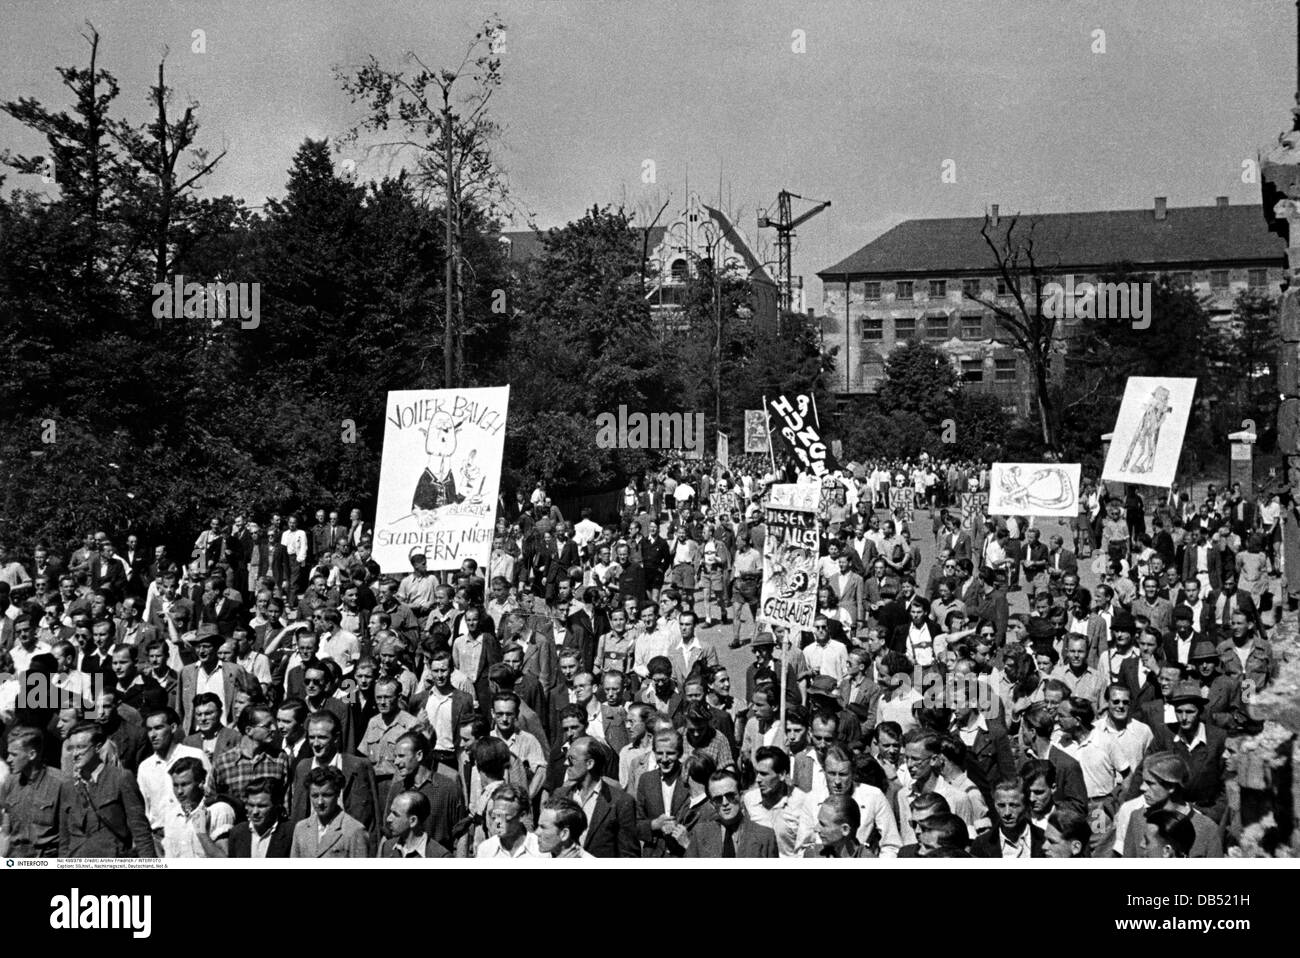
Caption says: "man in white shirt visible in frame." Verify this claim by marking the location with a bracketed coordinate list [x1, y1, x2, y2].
[8, 616, 51, 674]
[1057, 697, 1128, 807]
[163, 756, 234, 857]
[137, 708, 210, 840]
[632, 605, 675, 680]
[573, 509, 602, 551]
[281, 515, 308, 601]
[897, 731, 976, 845]
[984, 780, 1037, 858]
[475, 786, 543, 858]
[743, 745, 812, 858]
[318, 609, 361, 677]
[1095, 683, 1153, 776]
[1178, 579, 1208, 635]
[795, 744, 901, 857]
[802, 616, 848, 681]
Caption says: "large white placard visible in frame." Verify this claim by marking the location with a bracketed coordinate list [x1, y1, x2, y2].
[989, 463, 1081, 517]
[760, 483, 820, 634]
[1102, 377, 1197, 489]
[373, 387, 509, 573]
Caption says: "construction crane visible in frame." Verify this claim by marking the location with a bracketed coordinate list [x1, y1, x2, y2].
[758, 190, 831, 315]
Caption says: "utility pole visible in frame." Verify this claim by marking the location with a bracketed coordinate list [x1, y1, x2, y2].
[715, 262, 722, 433]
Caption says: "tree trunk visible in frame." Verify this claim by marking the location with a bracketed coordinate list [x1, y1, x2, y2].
[443, 104, 454, 389]
[1033, 353, 1056, 451]
[154, 61, 171, 287]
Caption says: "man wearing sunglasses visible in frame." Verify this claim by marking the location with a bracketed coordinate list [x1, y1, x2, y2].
[683, 767, 777, 858]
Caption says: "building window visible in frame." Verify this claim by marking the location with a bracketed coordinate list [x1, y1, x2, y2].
[670, 259, 688, 282]
[862, 318, 884, 341]
[1248, 269, 1269, 289]
[996, 277, 1013, 296]
[896, 280, 914, 300]
[1210, 270, 1229, 289]
[1171, 271, 1192, 289]
[994, 357, 1017, 382]
[962, 278, 981, 300]
[863, 281, 881, 300]
[925, 315, 948, 340]
[961, 359, 983, 383]
[929, 279, 947, 298]
[961, 314, 983, 340]
[895, 317, 917, 340]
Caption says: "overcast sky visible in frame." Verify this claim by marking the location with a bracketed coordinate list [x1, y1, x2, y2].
[2, 0, 1294, 304]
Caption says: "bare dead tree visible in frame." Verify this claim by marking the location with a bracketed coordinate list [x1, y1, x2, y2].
[112, 54, 227, 288]
[962, 211, 1062, 451]
[634, 189, 672, 293]
[336, 17, 508, 388]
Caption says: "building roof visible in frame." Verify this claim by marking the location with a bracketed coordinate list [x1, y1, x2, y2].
[702, 204, 776, 286]
[817, 203, 1286, 279]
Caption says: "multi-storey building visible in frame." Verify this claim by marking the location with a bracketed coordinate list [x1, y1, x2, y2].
[816, 198, 1286, 415]
[499, 193, 778, 330]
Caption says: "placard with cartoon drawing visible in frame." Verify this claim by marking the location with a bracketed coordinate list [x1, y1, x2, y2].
[373, 387, 509, 572]
[760, 483, 819, 633]
[989, 463, 1081, 518]
[1102, 377, 1196, 489]
[743, 409, 768, 453]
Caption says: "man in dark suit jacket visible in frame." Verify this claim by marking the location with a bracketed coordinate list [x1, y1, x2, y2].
[614, 553, 647, 606]
[1021, 703, 1088, 815]
[197, 575, 244, 637]
[1119, 651, 1164, 711]
[839, 662, 882, 733]
[1151, 681, 1228, 823]
[565, 589, 606, 675]
[227, 778, 293, 858]
[89, 546, 129, 605]
[684, 768, 777, 858]
[970, 780, 1045, 857]
[635, 734, 690, 857]
[940, 518, 972, 562]
[1045, 536, 1078, 594]
[57, 723, 157, 858]
[1179, 530, 1223, 592]
[379, 789, 452, 858]
[289, 710, 381, 843]
[552, 737, 639, 857]
[1206, 575, 1258, 629]
[640, 530, 672, 598]
[121, 536, 150, 600]
[347, 510, 372, 549]
[890, 604, 945, 660]
[950, 709, 1016, 805]
[177, 630, 255, 732]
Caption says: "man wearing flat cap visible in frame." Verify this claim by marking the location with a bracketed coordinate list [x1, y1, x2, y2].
[1188, 639, 1251, 733]
[1150, 680, 1227, 823]
[806, 675, 862, 752]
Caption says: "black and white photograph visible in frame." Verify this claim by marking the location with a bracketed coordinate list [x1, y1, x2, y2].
[0, 0, 1296, 936]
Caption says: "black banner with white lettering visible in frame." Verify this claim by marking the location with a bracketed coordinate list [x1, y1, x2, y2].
[765, 393, 841, 478]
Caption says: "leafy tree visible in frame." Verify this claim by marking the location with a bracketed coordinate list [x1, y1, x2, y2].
[505, 206, 672, 492]
[878, 340, 958, 426]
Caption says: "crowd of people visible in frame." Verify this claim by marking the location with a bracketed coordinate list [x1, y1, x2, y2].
[0, 455, 1285, 860]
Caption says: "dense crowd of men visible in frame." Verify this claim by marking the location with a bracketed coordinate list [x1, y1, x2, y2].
[0, 458, 1284, 860]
